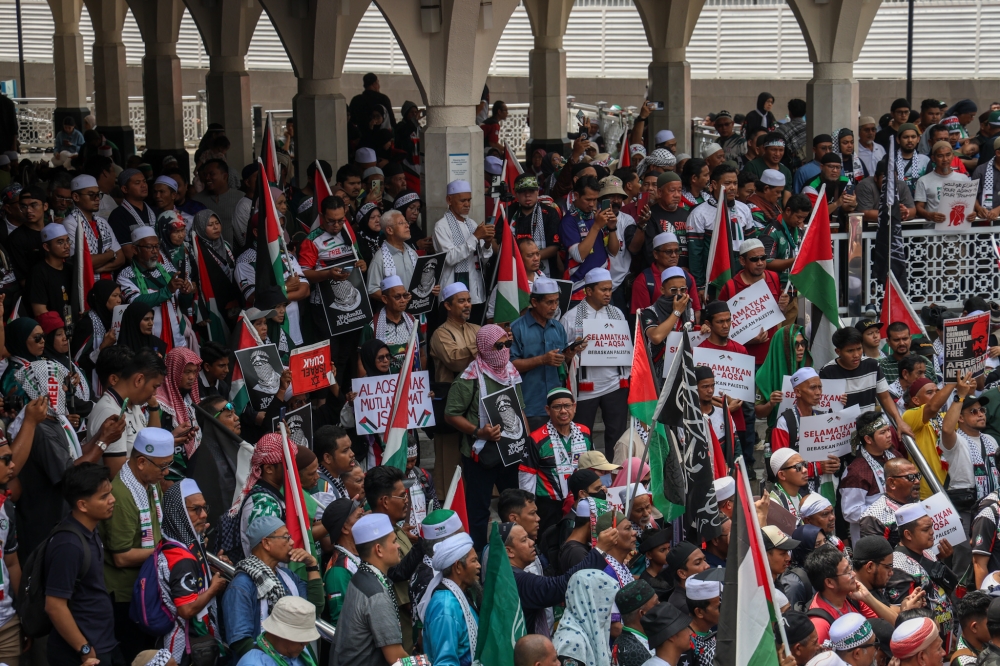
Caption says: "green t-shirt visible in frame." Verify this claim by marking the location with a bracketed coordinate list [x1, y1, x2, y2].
[100, 472, 163, 601]
[323, 549, 358, 626]
[444, 375, 527, 457]
[764, 221, 801, 285]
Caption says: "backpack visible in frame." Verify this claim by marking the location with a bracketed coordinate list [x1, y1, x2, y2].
[128, 542, 176, 636]
[17, 522, 92, 639]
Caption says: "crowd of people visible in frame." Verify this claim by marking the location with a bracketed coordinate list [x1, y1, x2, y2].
[1, 76, 1000, 666]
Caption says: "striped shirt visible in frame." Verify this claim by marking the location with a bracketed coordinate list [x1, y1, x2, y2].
[819, 357, 888, 414]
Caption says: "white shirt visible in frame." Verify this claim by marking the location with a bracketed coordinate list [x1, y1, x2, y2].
[89, 391, 149, 457]
[687, 200, 754, 251]
[608, 211, 635, 290]
[914, 170, 970, 212]
[940, 430, 978, 491]
[857, 142, 886, 177]
[433, 213, 494, 304]
[98, 192, 118, 221]
[560, 301, 630, 400]
[0, 502, 15, 626]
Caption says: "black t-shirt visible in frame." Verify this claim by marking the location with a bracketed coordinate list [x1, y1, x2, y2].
[7, 224, 42, 284]
[16, 419, 77, 558]
[558, 539, 590, 575]
[510, 204, 562, 276]
[971, 504, 1000, 575]
[108, 202, 158, 245]
[643, 205, 690, 267]
[27, 261, 72, 321]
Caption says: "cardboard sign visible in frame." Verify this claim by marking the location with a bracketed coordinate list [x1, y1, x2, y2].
[233, 344, 284, 411]
[318, 253, 373, 336]
[271, 403, 313, 450]
[942, 312, 990, 380]
[581, 319, 633, 366]
[289, 341, 335, 396]
[776, 376, 848, 415]
[406, 252, 446, 316]
[351, 370, 434, 433]
[923, 492, 966, 558]
[797, 404, 861, 462]
[482, 385, 529, 467]
[111, 304, 127, 341]
[692, 348, 756, 402]
[727, 280, 786, 346]
[663, 330, 709, 377]
[937, 179, 979, 230]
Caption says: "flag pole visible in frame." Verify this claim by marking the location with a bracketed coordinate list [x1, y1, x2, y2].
[280, 422, 311, 547]
[624, 312, 640, 515]
[444, 465, 463, 510]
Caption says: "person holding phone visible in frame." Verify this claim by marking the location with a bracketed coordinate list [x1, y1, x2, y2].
[433, 180, 496, 305]
[559, 177, 620, 301]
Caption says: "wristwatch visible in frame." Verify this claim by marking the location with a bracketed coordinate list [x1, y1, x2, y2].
[78, 643, 93, 658]
[672, 310, 683, 318]
[305, 565, 319, 572]
[95, 441, 108, 452]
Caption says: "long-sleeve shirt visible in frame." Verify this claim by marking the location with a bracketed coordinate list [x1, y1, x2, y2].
[221, 568, 324, 657]
[433, 214, 494, 304]
[429, 319, 481, 382]
[424, 589, 478, 666]
[513, 546, 607, 634]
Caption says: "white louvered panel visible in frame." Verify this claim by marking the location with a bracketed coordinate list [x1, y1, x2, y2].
[343, 4, 406, 74]
[910, 4, 976, 78]
[491, 4, 531, 75]
[600, 9, 650, 77]
[174, 10, 206, 68]
[245, 10, 289, 71]
[776, 6, 809, 78]
[977, 2, 1000, 78]
[564, 8, 607, 76]
[856, 3, 908, 79]
[0, 1, 57, 63]
[689, 8, 722, 78]
[717, 9, 778, 76]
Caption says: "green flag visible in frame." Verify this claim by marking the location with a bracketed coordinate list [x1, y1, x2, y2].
[475, 522, 526, 666]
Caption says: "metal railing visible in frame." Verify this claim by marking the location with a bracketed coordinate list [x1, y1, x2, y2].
[900, 434, 947, 496]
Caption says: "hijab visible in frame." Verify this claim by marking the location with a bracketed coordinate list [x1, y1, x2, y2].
[157, 348, 202, 426]
[360, 339, 391, 377]
[87, 280, 120, 331]
[356, 205, 382, 262]
[193, 209, 232, 266]
[5, 317, 41, 361]
[553, 570, 616, 666]
[612, 457, 651, 488]
[792, 524, 824, 566]
[117, 301, 159, 354]
[156, 210, 187, 269]
[755, 325, 810, 427]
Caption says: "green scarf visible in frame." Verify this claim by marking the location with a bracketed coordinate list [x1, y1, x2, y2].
[754, 325, 809, 427]
[254, 635, 318, 666]
[131, 260, 172, 294]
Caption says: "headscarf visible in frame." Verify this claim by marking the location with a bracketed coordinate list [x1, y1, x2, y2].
[553, 570, 617, 666]
[193, 209, 232, 266]
[636, 148, 676, 179]
[5, 317, 41, 362]
[40, 312, 72, 371]
[459, 324, 521, 385]
[791, 524, 824, 566]
[161, 479, 204, 552]
[414, 532, 476, 622]
[612, 457, 651, 487]
[359, 339, 391, 377]
[117, 301, 159, 354]
[228, 433, 285, 515]
[755, 325, 809, 427]
[87, 280, 120, 331]
[156, 210, 187, 268]
[157, 347, 203, 456]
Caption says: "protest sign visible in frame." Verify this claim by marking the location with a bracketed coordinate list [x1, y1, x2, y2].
[727, 280, 786, 345]
[406, 252, 446, 316]
[482, 386, 529, 468]
[234, 344, 284, 411]
[581, 319, 633, 366]
[111, 304, 127, 341]
[663, 330, 709, 377]
[318, 254, 373, 336]
[271, 403, 313, 450]
[923, 492, 966, 558]
[289, 341, 335, 395]
[938, 179, 979, 230]
[776, 376, 847, 415]
[351, 370, 434, 433]
[942, 311, 990, 380]
[692, 348, 756, 402]
[797, 404, 861, 462]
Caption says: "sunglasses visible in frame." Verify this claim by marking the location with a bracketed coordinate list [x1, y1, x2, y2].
[0, 455, 12, 466]
[780, 462, 808, 473]
[375, 353, 391, 362]
[667, 287, 688, 295]
[30, 333, 44, 343]
[745, 255, 767, 263]
[794, 339, 807, 348]
[214, 402, 234, 417]
[494, 339, 513, 350]
[889, 473, 922, 482]
[967, 407, 987, 416]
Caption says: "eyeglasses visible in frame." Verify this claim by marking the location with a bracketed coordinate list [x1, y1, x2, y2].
[889, 473, 922, 482]
[667, 287, 688, 295]
[834, 569, 856, 578]
[655, 248, 680, 256]
[375, 353, 391, 362]
[136, 243, 159, 251]
[188, 503, 210, 515]
[389, 493, 408, 501]
[54, 196, 73, 204]
[494, 339, 513, 350]
[214, 402, 234, 417]
[390, 292, 412, 300]
[264, 533, 293, 543]
[550, 403, 574, 411]
[780, 462, 808, 472]
[139, 455, 173, 472]
[967, 407, 987, 415]
[19, 201, 42, 211]
[745, 255, 767, 263]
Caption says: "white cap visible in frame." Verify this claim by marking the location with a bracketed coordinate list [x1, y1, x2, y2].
[262, 596, 322, 643]
[485, 156, 503, 176]
[154, 175, 178, 192]
[420, 510, 465, 540]
[355, 147, 377, 164]
[134, 427, 174, 458]
[531, 277, 560, 295]
[442, 282, 469, 300]
[790, 367, 819, 387]
[99, 146, 113, 157]
[660, 266, 686, 285]
[828, 613, 870, 649]
[352, 513, 394, 545]
[614, 483, 649, 506]
[739, 238, 765, 255]
[894, 503, 929, 526]
[575, 499, 592, 518]
[179, 478, 202, 499]
[760, 169, 786, 188]
[799, 493, 832, 517]
[655, 130, 675, 144]
[713, 477, 735, 502]
[131, 226, 157, 243]
[769, 448, 798, 476]
[380, 275, 404, 291]
[447, 180, 472, 195]
[584, 268, 612, 285]
[362, 167, 384, 180]
[41, 223, 69, 242]
[653, 232, 678, 248]
[701, 142, 723, 158]
[71, 174, 99, 191]
[686, 577, 722, 601]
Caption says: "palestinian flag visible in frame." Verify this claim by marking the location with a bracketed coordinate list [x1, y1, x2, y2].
[382, 324, 419, 472]
[493, 205, 531, 324]
[443, 465, 470, 533]
[503, 143, 523, 192]
[229, 311, 263, 415]
[279, 422, 313, 552]
[882, 270, 929, 339]
[706, 186, 737, 295]
[715, 457, 785, 666]
[261, 112, 279, 185]
[629, 313, 684, 521]
[192, 235, 230, 343]
[256, 160, 288, 299]
[475, 521, 526, 666]
[74, 219, 95, 313]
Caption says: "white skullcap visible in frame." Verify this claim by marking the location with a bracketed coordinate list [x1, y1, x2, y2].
[739, 238, 765, 255]
[614, 483, 648, 506]
[576, 499, 592, 518]
[362, 167, 383, 180]
[759, 169, 786, 188]
[660, 266, 686, 284]
[531, 277, 560, 295]
[442, 282, 469, 300]
[355, 147, 377, 164]
[585, 268, 612, 285]
[701, 142, 723, 158]
[447, 180, 472, 195]
[686, 577, 722, 601]
[805, 652, 848, 666]
[890, 618, 939, 659]
[179, 478, 202, 499]
[71, 174, 99, 191]
[154, 175, 178, 192]
[769, 448, 798, 476]
[894, 503, 929, 526]
[655, 130, 675, 144]
[485, 156, 503, 176]
[773, 588, 789, 609]
[352, 513, 394, 545]
[0, 156, 9, 167]
[432, 533, 475, 571]
[98, 146, 113, 157]
[420, 510, 464, 540]
[41, 223, 69, 242]
[380, 275, 404, 291]
[790, 367, 819, 387]
[828, 613, 872, 651]
[131, 226, 157, 243]
[134, 427, 174, 458]
[713, 477, 735, 502]
[799, 493, 832, 517]
[653, 232, 679, 248]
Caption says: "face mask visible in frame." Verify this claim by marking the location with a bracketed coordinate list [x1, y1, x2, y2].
[600, 474, 613, 488]
[590, 489, 607, 501]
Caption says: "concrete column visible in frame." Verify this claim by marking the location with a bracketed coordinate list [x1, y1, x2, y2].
[86, 0, 134, 160]
[647, 50, 691, 154]
[48, 0, 90, 130]
[423, 105, 484, 225]
[293, 77, 348, 178]
[523, 0, 573, 156]
[807, 62, 860, 141]
[207, 56, 253, 168]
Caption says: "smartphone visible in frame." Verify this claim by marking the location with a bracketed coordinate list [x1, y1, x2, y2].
[636, 192, 650, 213]
[651, 101, 665, 111]
[562, 338, 585, 354]
[342, 266, 354, 274]
[600, 200, 612, 212]
[118, 397, 130, 418]
[370, 179, 382, 197]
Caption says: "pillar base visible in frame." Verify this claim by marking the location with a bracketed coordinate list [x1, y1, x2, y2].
[526, 138, 571, 158]
[207, 69, 253, 170]
[647, 60, 691, 154]
[141, 148, 189, 179]
[422, 121, 485, 229]
[807, 62, 859, 141]
[98, 126, 135, 164]
[293, 84, 347, 188]
[53, 107, 91, 140]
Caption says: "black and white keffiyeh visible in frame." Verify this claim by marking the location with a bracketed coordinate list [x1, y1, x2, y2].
[444, 209, 479, 273]
[983, 159, 995, 209]
[379, 241, 418, 280]
[236, 555, 286, 614]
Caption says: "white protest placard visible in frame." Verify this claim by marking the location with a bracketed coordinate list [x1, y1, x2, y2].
[937, 179, 979, 230]
[692, 347, 756, 402]
[797, 404, 861, 462]
[111, 304, 128, 341]
[727, 280, 786, 346]
[663, 330, 709, 378]
[351, 370, 434, 434]
[776, 376, 848, 415]
[581, 319, 633, 366]
[922, 492, 965, 558]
